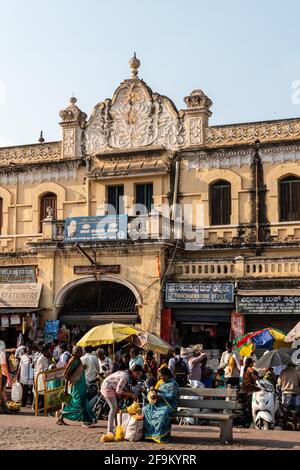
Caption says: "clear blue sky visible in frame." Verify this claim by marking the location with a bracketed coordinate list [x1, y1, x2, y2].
[1, 0, 300, 146]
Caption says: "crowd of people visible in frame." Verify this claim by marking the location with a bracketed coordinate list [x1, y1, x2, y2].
[1, 337, 300, 443]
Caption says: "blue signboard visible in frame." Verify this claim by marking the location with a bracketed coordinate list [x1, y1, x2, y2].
[63, 215, 128, 242]
[165, 282, 234, 303]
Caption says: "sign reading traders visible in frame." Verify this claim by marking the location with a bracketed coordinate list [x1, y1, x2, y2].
[237, 295, 300, 315]
[165, 283, 234, 303]
[0, 283, 42, 308]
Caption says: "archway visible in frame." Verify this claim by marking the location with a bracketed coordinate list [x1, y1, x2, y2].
[57, 277, 140, 326]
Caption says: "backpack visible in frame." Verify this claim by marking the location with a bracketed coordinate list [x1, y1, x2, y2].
[173, 358, 188, 386]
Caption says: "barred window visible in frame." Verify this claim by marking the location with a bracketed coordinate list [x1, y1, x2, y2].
[279, 175, 300, 222]
[210, 180, 231, 225]
[40, 192, 57, 232]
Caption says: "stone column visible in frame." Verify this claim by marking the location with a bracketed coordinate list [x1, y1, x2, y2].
[183, 89, 212, 147]
[59, 97, 87, 159]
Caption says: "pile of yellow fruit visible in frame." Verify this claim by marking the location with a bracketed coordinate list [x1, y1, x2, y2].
[6, 401, 21, 412]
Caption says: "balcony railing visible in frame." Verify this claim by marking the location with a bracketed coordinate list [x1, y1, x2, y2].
[172, 257, 300, 279]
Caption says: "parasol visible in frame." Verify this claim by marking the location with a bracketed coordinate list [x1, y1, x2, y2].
[131, 330, 172, 354]
[76, 323, 139, 348]
[235, 328, 291, 353]
[255, 348, 294, 369]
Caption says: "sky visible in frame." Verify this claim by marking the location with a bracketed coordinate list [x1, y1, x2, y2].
[1, 0, 300, 147]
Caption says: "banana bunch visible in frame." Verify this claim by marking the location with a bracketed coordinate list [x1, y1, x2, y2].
[6, 401, 21, 411]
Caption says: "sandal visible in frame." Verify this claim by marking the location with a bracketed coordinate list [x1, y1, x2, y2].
[56, 419, 68, 425]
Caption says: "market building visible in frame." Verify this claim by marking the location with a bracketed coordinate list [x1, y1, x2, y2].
[0, 55, 300, 351]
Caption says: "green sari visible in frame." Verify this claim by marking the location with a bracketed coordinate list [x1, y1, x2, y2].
[61, 358, 95, 424]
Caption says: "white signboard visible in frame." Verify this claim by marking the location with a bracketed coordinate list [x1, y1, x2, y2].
[0, 283, 43, 308]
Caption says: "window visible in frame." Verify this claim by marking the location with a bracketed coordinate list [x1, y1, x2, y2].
[107, 185, 124, 214]
[279, 175, 300, 222]
[210, 180, 231, 225]
[0, 198, 2, 235]
[40, 192, 57, 232]
[135, 183, 153, 213]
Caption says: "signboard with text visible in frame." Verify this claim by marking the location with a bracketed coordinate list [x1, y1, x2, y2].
[237, 295, 300, 315]
[0, 283, 42, 308]
[165, 283, 234, 303]
[74, 265, 121, 275]
[64, 215, 128, 242]
[0, 266, 36, 284]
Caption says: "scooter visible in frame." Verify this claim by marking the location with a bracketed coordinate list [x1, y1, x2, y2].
[252, 380, 279, 430]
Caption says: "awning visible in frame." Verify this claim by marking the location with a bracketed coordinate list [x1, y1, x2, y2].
[0, 308, 42, 315]
[237, 290, 300, 296]
[172, 309, 231, 323]
[59, 314, 139, 326]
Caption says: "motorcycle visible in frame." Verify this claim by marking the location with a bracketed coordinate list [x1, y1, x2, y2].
[234, 391, 252, 428]
[86, 382, 110, 421]
[252, 380, 279, 430]
[276, 390, 300, 431]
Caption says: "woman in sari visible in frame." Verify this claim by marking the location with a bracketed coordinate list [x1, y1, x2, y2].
[56, 346, 95, 427]
[143, 367, 179, 443]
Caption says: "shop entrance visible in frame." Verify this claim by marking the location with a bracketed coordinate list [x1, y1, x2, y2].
[175, 321, 230, 351]
[58, 280, 139, 327]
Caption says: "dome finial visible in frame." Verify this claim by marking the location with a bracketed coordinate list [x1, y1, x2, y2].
[38, 130, 45, 143]
[129, 52, 140, 78]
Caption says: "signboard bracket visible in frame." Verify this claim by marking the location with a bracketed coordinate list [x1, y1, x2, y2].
[74, 243, 98, 266]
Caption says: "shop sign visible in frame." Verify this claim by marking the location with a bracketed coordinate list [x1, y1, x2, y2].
[0, 284, 42, 308]
[237, 295, 300, 315]
[10, 315, 21, 325]
[63, 215, 128, 242]
[231, 312, 245, 339]
[165, 283, 234, 303]
[0, 266, 36, 284]
[74, 265, 121, 275]
[0, 316, 9, 327]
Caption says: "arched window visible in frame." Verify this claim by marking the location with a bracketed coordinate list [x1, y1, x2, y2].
[279, 175, 300, 222]
[40, 192, 57, 232]
[210, 180, 231, 225]
[0, 197, 3, 235]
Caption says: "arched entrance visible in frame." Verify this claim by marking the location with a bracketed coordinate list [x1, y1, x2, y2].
[56, 277, 140, 326]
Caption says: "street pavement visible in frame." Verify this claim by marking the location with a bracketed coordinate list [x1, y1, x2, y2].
[1, 408, 300, 450]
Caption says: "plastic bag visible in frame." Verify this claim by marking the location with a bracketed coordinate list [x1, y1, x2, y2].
[125, 415, 144, 442]
[11, 381, 23, 402]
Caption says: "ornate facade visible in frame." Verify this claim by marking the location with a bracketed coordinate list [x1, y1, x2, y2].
[1, 56, 300, 349]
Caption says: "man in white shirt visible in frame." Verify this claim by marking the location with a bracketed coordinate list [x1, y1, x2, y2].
[58, 344, 71, 366]
[129, 348, 144, 370]
[81, 346, 100, 384]
[17, 346, 34, 406]
[97, 348, 113, 377]
[219, 341, 241, 388]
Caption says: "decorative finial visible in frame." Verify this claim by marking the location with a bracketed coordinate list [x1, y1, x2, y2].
[70, 95, 77, 105]
[38, 131, 45, 143]
[129, 52, 140, 78]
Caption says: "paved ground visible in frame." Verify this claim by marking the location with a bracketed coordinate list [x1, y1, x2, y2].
[1, 408, 300, 450]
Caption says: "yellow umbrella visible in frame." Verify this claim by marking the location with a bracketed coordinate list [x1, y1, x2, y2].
[131, 330, 172, 354]
[76, 323, 139, 348]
